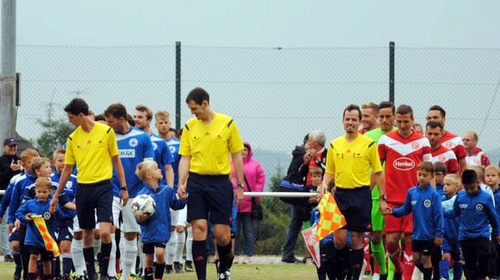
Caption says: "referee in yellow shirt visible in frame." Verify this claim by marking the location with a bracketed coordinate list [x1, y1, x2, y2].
[321, 104, 388, 280]
[177, 88, 244, 280]
[50, 98, 128, 280]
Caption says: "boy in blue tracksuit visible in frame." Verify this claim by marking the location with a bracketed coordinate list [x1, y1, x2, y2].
[485, 165, 500, 279]
[385, 162, 444, 280]
[444, 169, 500, 280]
[135, 160, 187, 280]
[439, 174, 462, 280]
[16, 177, 62, 280]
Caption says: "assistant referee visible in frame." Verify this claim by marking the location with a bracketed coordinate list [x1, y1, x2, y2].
[177, 88, 245, 280]
[50, 98, 128, 280]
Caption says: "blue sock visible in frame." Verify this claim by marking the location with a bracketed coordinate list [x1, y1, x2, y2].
[453, 261, 463, 280]
[439, 260, 449, 280]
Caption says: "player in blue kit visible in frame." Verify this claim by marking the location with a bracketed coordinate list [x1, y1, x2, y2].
[105, 103, 155, 280]
[135, 160, 187, 280]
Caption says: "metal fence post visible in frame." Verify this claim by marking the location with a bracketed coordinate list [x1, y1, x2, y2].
[175, 41, 181, 131]
[389, 41, 395, 104]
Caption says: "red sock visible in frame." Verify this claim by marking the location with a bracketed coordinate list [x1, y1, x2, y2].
[387, 243, 403, 273]
[403, 240, 414, 280]
[364, 242, 372, 273]
[374, 260, 380, 274]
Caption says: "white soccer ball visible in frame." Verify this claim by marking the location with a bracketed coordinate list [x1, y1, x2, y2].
[131, 194, 156, 221]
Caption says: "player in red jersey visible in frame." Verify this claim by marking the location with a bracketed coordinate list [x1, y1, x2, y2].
[378, 105, 432, 280]
[463, 130, 491, 167]
[426, 105, 466, 174]
[425, 121, 459, 174]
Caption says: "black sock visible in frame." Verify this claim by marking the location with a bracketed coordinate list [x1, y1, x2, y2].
[417, 263, 424, 272]
[83, 247, 96, 277]
[155, 262, 165, 279]
[144, 267, 153, 280]
[43, 274, 52, 280]
[27, 272, 38, 280]
[193, 240, 207, 280]
[423, 267, 432, 280]
[216, 242, 233, 273]
[21, 245, 30, 279]
[52, 256, 60, 277]
[350, 249, 364, 280]
[99, 242, 112, 276]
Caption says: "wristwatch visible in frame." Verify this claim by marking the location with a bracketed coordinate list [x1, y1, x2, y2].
[379, 194, 387, 201]
[120, 186, 128, 191]
[237, 183, 244, 189]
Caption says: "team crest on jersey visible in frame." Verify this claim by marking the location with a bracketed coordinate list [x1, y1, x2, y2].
[438, 155, 446, 162]
[129, 138, 138, 147]
[423, 155, 431, 161]
[152, 142, 158, 150]
[445, 141, 453, 149]
[411, 142, 420, 149]
[169, 146, 177, 154]
[475, 204, 483, 211]
[43, 212, 52, 220]
[424, 199, 431, 208]
[65, 181, 73, 189]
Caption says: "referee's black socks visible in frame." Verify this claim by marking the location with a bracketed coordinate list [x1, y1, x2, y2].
[216, 242, 233, 273]
[193, 240, 207, 280]
[350, 249, 364, 280]
[83, 247, 96, 279]
[100, 242, 112, 276]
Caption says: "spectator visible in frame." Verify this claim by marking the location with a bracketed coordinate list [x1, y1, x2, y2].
[463, 130, 491, 167]
[231, 142, 266, 264]
[0, 137, 21, 261]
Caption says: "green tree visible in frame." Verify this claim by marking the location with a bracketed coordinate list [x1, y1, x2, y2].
[34, 117, 73, 157]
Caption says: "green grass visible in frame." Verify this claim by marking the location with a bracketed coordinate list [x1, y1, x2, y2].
[0, 262, 318, 280]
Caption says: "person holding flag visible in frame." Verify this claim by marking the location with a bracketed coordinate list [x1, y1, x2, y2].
[16, 177, 65, 280]
[320, 104, 387, 280]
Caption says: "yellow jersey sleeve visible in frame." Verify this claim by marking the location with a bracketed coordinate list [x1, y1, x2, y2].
[368, 141, 383, 174]
[107, 128, 119, 158]
[227, 120, 244, 154]
[179, 123, 192, 157]
[64, 134, 76, 166]
[325, 142, 335, 175]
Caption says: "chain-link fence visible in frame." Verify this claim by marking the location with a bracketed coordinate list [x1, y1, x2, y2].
[14, 43, 500, 255]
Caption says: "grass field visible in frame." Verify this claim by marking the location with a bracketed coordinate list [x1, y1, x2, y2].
[0, 261, 318, 280]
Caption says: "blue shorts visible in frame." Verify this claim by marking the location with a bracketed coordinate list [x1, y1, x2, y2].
[442, 238, 460, 254]
[187, 173, 233, 225]
[334, 186, 372, 232]
[76, 180, 114, 229]
[55, 218, 74, 242]
[143, 242, 167, 254]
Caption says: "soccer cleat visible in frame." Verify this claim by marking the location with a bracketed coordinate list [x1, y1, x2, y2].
[184, 260, 194, 272]
[173, 262, 184, 273]
[165, 264, 174, 275]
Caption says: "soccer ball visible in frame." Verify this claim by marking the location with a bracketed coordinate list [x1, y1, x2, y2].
[131, 194, 156, 221]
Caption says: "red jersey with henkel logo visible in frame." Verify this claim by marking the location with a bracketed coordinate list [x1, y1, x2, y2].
[440, 131, 466, 160]
[378, 131, 432, 204]
[430, 145, 459, 174]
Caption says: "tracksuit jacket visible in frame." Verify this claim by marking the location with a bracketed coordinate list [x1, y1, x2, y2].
[444, 189, 500, 240]
[393, 184, 444, 241]
[136, 183, 187, 244]
[441, 194, 460, 244]
[15, 198, 61, 248]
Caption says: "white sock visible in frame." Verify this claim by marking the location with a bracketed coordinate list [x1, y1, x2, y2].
[71, 238, 86, 276]
[137, 237, 145, 274]
[174, 231, 185, 263]
[93, 238, 101, 259]
[186, 227, 193, 261]
[121, 238, 138, 280]
[107, 234, 117, 277]
[165, 230, 176, 265]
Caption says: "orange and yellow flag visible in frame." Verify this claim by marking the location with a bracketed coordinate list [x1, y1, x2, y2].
[316, 193, 346, 241]
[32, 215, 60, 257]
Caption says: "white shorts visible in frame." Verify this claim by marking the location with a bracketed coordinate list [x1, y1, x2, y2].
[73, 212, 99, 232]
[170, 206, 187, 228]
[113, 197, 140, 233]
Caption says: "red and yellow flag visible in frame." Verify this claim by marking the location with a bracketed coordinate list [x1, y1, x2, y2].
[32, 215, 60, 257]
[316, 193, 346, 241]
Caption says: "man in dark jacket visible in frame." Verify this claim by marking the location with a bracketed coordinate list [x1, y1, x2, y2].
[0, 137, 21, 262]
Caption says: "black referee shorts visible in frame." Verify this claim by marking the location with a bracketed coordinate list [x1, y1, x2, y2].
[75, 180, 113, 229]
[186, 173, 233, 226]
[334, 186, 372, 232]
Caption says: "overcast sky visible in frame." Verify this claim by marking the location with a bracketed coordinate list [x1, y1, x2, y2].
[18, 1, 500, 48]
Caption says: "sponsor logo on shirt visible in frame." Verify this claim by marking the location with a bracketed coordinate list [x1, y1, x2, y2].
[120, 149, 136, 158]
[459, 204, 468, 209]
[411, 142, 420, 149]
[393, 157, 415, 171]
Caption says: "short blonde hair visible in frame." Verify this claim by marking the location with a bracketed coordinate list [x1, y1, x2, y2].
[485, 165, 500, 176]
[20, 148, 39, 163]
[444, 174, 460, 187]
[154, 111, 170, 122]
[35, 177, 52, 190]
[52, 148, 66, 160]
[135, 161, 158, 181]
